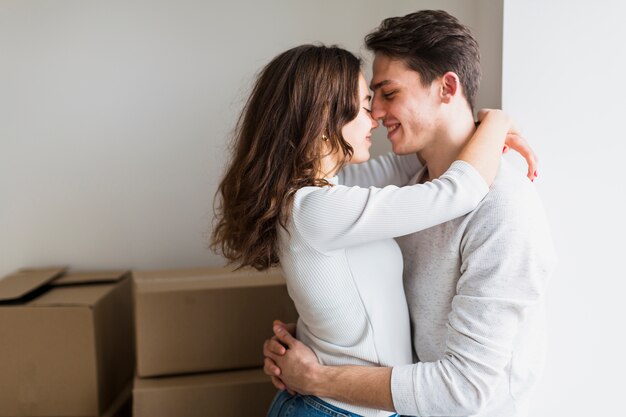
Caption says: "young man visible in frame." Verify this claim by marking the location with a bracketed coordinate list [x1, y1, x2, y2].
[264, 10, 555, 417]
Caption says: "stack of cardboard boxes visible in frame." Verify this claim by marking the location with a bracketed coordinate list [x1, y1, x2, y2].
[0, 267, 134, 417]
[132, 266, 298, 416]
[0, 265, 297, 416]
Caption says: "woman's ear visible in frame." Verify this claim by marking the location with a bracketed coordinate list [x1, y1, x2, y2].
[440, 71, 461, 103]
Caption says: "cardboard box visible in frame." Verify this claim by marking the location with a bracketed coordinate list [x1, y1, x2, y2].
[0, 267, 135, 417]
[134, 266, 298, 377]
[133, 368, 278, 417]
[101, 381, 133, 417]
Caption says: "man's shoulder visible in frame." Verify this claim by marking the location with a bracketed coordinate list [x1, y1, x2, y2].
[467, 160, 546, 229]
[481, 160, 539, 206]
[460, 161, 557, 285]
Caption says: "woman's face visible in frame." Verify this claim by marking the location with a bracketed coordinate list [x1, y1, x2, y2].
[341, 74, 378, 164]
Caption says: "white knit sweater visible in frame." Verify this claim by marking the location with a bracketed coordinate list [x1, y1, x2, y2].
[278, 153, 490, 417]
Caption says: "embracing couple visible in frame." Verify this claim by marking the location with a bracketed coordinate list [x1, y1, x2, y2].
[212, 9, 555, 417]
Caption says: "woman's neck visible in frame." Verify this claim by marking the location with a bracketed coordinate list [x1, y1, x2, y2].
[318, 149, 342, 179]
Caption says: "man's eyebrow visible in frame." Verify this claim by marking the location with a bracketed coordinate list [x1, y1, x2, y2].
[370, 80, 392, 91]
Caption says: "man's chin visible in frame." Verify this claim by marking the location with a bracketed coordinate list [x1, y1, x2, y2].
[390, 139, 422, 156]
[391, 143, 413, 156]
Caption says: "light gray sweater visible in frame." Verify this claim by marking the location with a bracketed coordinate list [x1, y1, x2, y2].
[391, 160, 557, 417]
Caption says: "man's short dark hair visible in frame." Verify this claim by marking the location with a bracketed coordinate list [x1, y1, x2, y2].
[365, 10, 481, 110]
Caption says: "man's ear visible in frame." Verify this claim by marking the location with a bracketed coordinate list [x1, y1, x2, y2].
[440, 71, 461, 103]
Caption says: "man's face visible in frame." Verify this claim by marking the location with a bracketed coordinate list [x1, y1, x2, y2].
[370, 54, 442, 155]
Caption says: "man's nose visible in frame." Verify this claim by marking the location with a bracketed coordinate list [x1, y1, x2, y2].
[370, 96, 385, 121]
[369, 111, 379, 129]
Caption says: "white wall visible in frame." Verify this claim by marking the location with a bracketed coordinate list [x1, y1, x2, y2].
[0, 0, 502, 277]
[502, 0, 626, 415]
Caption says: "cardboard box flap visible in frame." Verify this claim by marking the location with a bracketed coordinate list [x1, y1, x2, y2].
[52, 270, 130, 286]
[133, 368, 268, 391]
[29, 282, 118, 307]
[133, 265, 244, 282]
[133, 267, 285, 292]
[0, 267, 67, 302]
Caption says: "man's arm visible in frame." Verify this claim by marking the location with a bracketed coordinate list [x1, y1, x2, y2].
[265, 180, 555, 415]
[265, 325, 396, 412]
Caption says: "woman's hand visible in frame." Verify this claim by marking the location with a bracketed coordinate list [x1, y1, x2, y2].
[263, 321, 296, 392]
[263, 320, 322, 396]
[504, 131, 538, 181]
[477, 109, 539, 181]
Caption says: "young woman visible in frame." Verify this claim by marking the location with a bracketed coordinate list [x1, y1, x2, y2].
[211, 44, 534, 417]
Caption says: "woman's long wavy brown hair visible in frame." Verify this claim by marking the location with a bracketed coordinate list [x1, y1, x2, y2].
[211, 44, 361, 270]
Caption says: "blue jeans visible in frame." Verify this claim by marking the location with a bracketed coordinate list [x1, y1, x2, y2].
[266, 390, 399, 417]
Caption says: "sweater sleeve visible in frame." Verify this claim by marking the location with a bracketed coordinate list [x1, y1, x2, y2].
[337, 152, 422, 187]
[292, 160, 488, 252]
[390, 183, 556, 416]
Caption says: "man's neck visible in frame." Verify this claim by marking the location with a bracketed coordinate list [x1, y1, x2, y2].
[419, 111, 476, 180]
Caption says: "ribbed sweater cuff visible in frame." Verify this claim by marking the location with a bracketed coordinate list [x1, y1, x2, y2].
[391, 364, 420, 416]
